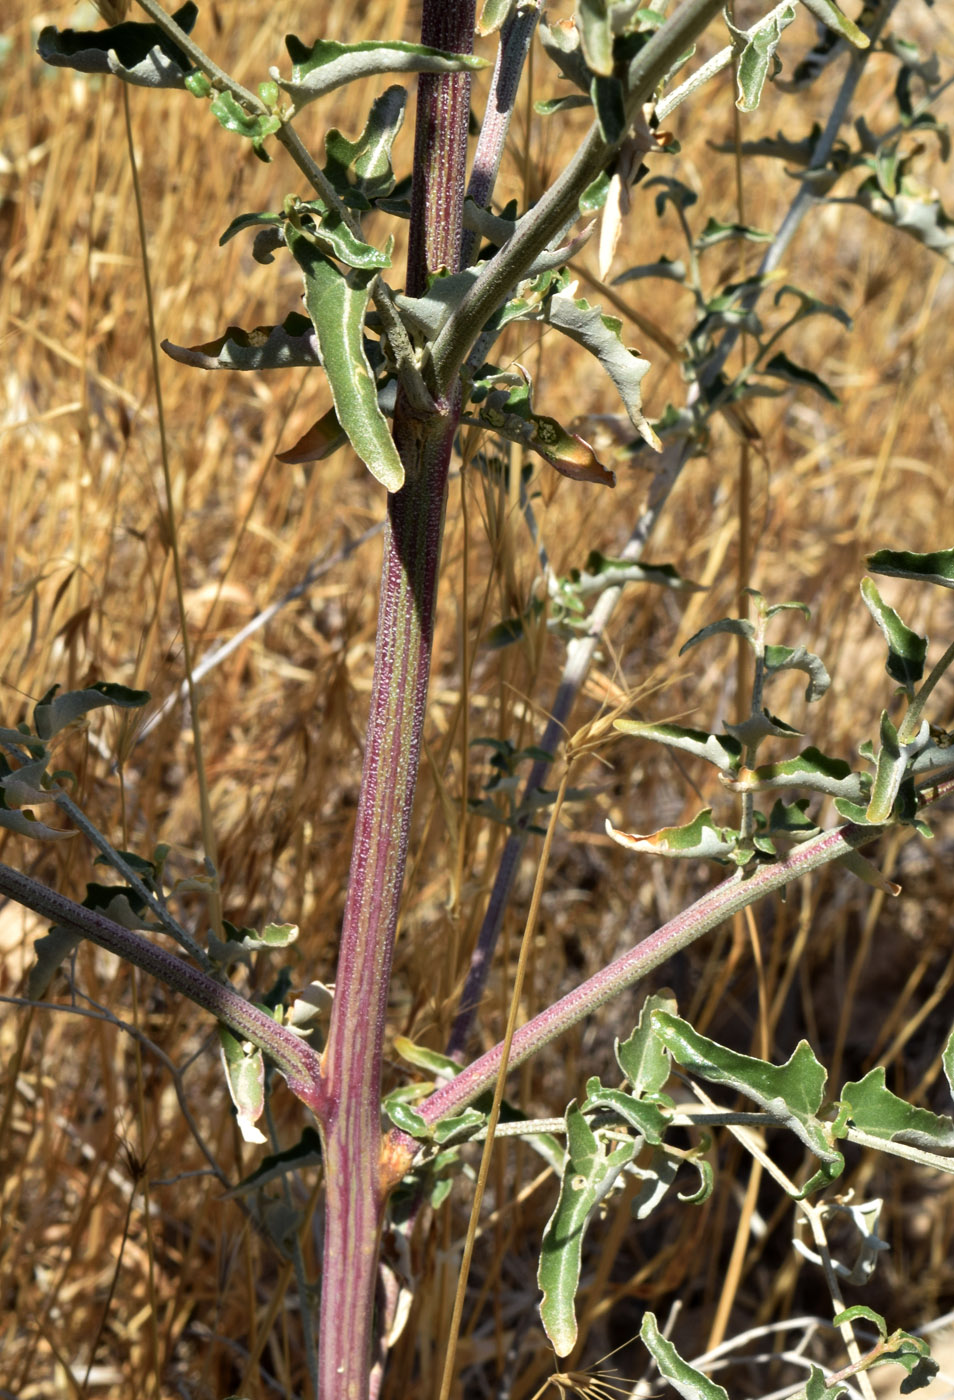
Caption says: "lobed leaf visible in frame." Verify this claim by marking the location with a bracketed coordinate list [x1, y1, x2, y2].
[33, 682, 150, 740]
[606, 808, 739, 862]
[546, 285, 661, 449]
[323, 86, 407, 204]
[725, 4, 796, 113]
[840, 1067, 954, 1152]
[613, 720, 742, 773]
[724, 747, 870, 802]
[468, 371, 616, 485]
[581, 1079, 668, 1144]
[865, 711, 930, 824]
[651, 1011, 844, 1176]
[37, 2, 197, 88]
[286, 226, 404, 491]
[760, 352, 840, 405]
[616, 990, 678, 1096]
[162, 313, 322, 372]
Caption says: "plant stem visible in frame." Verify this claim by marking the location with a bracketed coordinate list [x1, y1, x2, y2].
[315, 5, 475, 1397]
[0, 861, 326, 1111]
[401, 814, 894, 1150]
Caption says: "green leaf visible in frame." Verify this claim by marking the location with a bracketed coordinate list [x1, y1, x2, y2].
[477, 0, 518, 35]
[582, 1079, 668, 1144]
[286, 226, 403, 491]
[386, 1098, 430, 1138]
[651, 1011, 844, 1176]
[841, 1067, 954, 1152]
[612, 720, 742, 774]
[944, 1025, 954, 1102]
[867, 548, 954, 589]
[725, 4, 796, 112]
[162, 313, 321, 372]
[860, 577, 928, 689]
[641, 1312, 729, 1400]
[632, 1145, 680, 1219]
[577, 0, 614, 76]
[799, 0, 870, 48]
[33, 682, 150, 741]
[218, 1025, 267, 1144]
[224, 1126, 323, 1197]
[546, 284, 660, 450]
[37, 2, 197, 87]
[680, 616, 755, 653]
[854, 174, 954, 263]
[760, 352, 840, 405]
[210, 90, 280, 155]
[468, 371, 616, 486]
[277, 35, 487, 110]
[538, 1101, 635, 1356]
[865, 711, 929, 824]
[763, 643, 831, 701]
[605, 808, 739, 862]
[616, 989, 678, 1096]
[580, 170, 612, 216]
[832, 1305, 887, 1337]
[324, 86, 407, 203]
[695, 218, 774, 248]
[727, 747, 869, 802]
[392, 1035, 462, 1081]
[287, 198, 393, 270]
[28, 925, 84, 998]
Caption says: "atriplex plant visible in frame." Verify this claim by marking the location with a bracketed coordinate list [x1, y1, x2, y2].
[4, 0, 954, 1398]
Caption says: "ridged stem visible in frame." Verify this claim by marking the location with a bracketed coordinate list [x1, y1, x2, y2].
[315, 5, 475, 1397]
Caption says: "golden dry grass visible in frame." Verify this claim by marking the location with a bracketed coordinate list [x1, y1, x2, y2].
[2, 2, 954, 1398]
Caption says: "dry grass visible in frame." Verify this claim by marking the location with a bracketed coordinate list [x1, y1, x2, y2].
[2, 2, 954, 1398]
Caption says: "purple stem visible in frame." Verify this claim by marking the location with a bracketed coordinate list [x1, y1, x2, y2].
[0, 860, 326, 1113]
[315, 5, 476, 1398]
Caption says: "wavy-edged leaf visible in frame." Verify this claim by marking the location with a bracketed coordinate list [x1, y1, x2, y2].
[723, 747, 870, 802]
[944, 1025, 954, 1102]
[841, 1067, 954, 1152]
[274, 35, 487, 110]
[0, 809, 74, 842]
[539, 17, 592, 93]
[33, 682, 150, 740]
[651, 1011, 844, 1176]
[37, 2, 196, 87]
[725, 3, 796, 112]
[613, 720, 742, 774]
[867, 548, 954, 589]
[469, 370, 615, 486]
[163, 313, 321, 371]
[800, 0, 870, 48]
[763, 643, 831, 701]
[28, 925, 84, 998]
[393, 1035, 462, 1081]
[209, 90, 280, 154]
[854, 175, 954, 263]
[641, 1312, 729, 1400]
[582, 1078, 668, 1144]
[616, 990, 678, 1096]
[860, 577, 927, 689]
[546, 286, 660, 449]
[606, 808, 739, 861]
[323, 85, 407, 204]
[695, 218, 773, 249]
[286, 226, 403, 491]
[538, 1101, 635, 1356]
[561, 552, 700, 599]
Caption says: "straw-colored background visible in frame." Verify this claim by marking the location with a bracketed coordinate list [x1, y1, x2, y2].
[2, 2, 954, 1396]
